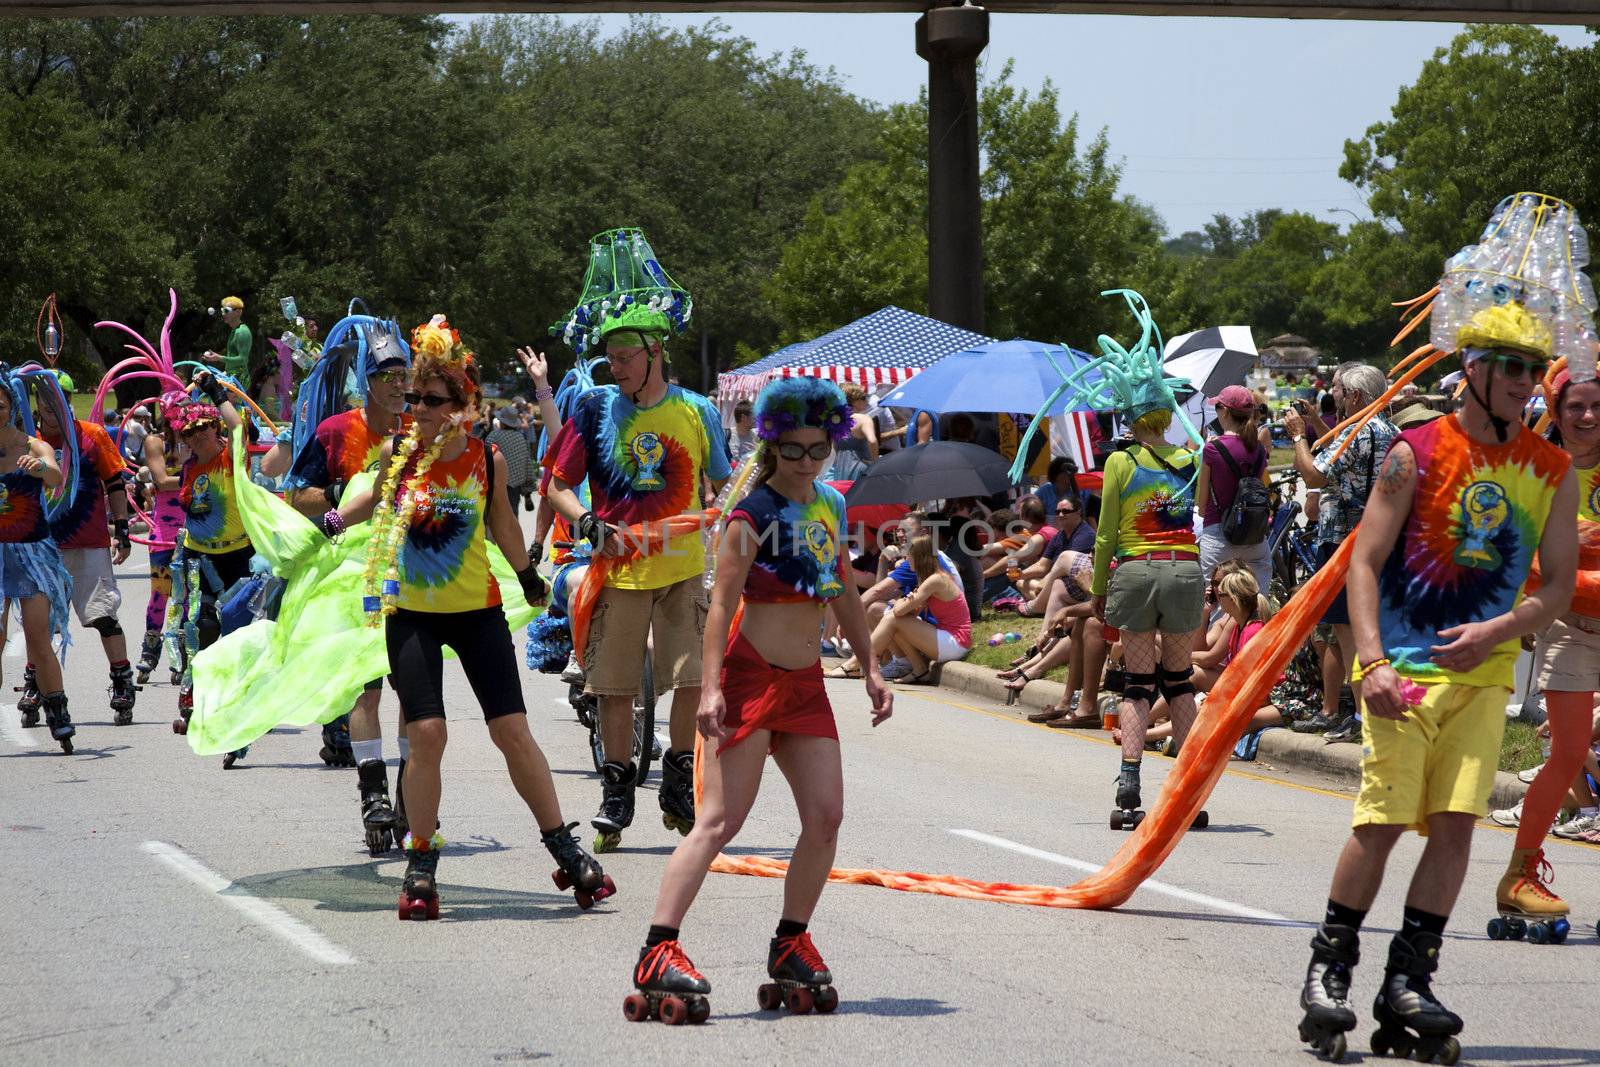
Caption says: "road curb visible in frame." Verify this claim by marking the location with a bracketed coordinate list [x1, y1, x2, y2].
[935, 662, 1529, 810]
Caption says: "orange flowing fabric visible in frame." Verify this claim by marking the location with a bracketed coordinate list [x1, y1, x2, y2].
[698, 537, 1358, 909]
[569, 511, 718, 669]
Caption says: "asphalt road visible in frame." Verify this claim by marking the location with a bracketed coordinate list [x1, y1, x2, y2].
[4, 563, 1599, 1066]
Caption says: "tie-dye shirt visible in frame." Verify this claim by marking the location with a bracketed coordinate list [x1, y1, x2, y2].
[547, 384, 731, 591]
[728, 481, 847, 603]
[0, 469, 50, 544]
[396, 438, 499, 614]
[1567, 461, 1600, 617]
[290, 407, 412, 489]
[1378, 415, 1569, 688]
[181, 448, 251, 554]
[1091, 443, 1199, 597]
[47, 421, 126, 550]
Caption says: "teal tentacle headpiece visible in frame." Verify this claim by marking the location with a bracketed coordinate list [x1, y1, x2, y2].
[551, 228, 692, 358]
[1007, 289, 1200, 482]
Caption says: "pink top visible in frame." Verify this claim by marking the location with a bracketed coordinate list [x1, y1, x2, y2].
[926, 589, 972, 648]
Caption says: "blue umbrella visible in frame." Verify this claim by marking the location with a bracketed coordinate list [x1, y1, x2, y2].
[877, 338, 1105, 414]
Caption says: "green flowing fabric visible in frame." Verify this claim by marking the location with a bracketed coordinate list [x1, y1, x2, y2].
[188, 428, 539, 756]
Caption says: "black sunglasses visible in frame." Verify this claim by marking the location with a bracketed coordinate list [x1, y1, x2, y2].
[1055, 508, 1077, 517]
[776, 441, 832, 461]
[404, 391, 455, 409]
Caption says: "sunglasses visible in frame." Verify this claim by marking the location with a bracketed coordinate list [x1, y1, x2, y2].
[776, 441, 832, 462]
[404, 391, 455, 409]
[1488, 353, 1548, 380]
[372, 370, 407, 385]
[1055, 508, 1077, 517]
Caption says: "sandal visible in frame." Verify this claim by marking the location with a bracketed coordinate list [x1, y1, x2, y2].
[824, 665, 862, 680]
[1004, 671, 1034, 705]
[900, 666, 941, 686]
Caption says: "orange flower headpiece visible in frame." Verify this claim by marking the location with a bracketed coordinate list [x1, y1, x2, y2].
[409, 314, 477, 391]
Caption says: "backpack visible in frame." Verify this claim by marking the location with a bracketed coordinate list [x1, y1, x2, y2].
[1214, 439, 1272, 546]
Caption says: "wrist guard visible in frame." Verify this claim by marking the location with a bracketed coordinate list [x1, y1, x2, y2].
[576, 511, 609, 552]
[113, 519, 131, 548]
[515, 563, 547, 603]
[323, 480, 345, 510]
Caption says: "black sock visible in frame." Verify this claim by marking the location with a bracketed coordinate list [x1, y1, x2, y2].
[645, 924, 679, 948]
[775, 918, 808, 940]
[1399, 905, 1448, 940]
[1324, 899, 1368, 931]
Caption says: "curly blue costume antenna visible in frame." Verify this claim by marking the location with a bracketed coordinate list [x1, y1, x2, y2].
[286, 308, 410, 480]
[0, 362, 80, 521]
[1008, 289, 1200, 483]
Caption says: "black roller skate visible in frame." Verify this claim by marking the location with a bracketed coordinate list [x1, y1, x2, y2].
[760, 931, 839, 1014]
[542, 822, 617, 909]
[359, 759, 399, 856]
[42, 691, 73, 754]
[110, 662, 139, 726]
[16, 663, 41, 728]
[1110, 760, 1143, 830]
[625, 939, 711, 1025]
[320, 714, 355, 767]
[393, 757, 410, 841]
[222, 746, 248, 769]
[659, 749, 695, 836]
[592, 761, 636, 853]
[397, 831, 443, 921]
[135, 632, 162, 685]
[1370, 934, 1462, 1065]
[1298, 924, 1359, 1062]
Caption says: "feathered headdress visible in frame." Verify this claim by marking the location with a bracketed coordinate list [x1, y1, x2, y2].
[552, 228, 692, 358]
[753, 377, 852, 443]
[1008, 289, 1199, 482]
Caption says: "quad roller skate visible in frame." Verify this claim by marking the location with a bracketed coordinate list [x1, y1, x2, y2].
[42, 692, 74, 754]
[1298, 924, 1359, 1062]
[1369, 934, 1462, 1065]
[759, 931, 839, 1015]
[358, 759, 399, 856]
[659, 749, 696, 836]
[171, 685, 193, 735]
[16, 663, 41, 728]
[110, 662, 140, 726]
[592, 761, 637, 853]
[320, 714, 355, 768]
[542, 822, 616, 909]
[625, 940, 711, 1025]
[134, 632, 162, 685]
[397, 831, 443, 921]
[1110, 760, 1143, 830]
[1488, 847, 1571, 945]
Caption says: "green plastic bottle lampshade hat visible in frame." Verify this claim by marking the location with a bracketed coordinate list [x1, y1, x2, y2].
[551, 228, 692, 357]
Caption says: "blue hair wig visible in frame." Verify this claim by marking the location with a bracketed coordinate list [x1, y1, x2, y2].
[753, 376, 851, 443]
[0, 362, 80, 521]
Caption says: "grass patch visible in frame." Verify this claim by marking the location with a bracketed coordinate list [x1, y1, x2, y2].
[1501, 719, 1544, 775]
[964, 613, 1070, 681]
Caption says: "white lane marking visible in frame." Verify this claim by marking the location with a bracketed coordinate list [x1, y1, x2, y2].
[141, 841, 355, 966]
[949, 828, 1295, 924]
[0, 702, 38, 749]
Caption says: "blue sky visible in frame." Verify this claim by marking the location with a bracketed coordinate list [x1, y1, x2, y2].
[454, 13, 1588, 237]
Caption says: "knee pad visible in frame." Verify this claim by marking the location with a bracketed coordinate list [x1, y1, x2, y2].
[88, 616, 123, 638]
[1122, 671, 1157, 708]
[1158, 665, 1196, 700]
[196, 606, 221, 649]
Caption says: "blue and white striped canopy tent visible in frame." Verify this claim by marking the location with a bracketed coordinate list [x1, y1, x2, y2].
[717, 307, 994, 406]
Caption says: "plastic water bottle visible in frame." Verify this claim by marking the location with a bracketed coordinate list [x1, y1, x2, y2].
[43, 321, 60, 359]
[1004, 632, 1022, 643]
[279, 296, 298, 321]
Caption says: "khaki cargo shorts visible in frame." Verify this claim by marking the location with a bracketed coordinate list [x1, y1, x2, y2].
[583, 577, 707, 697]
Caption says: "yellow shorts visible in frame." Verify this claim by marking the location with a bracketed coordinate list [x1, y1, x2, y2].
[1351, 682, 1507, 835]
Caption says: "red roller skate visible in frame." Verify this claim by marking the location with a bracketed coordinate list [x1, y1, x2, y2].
[542, 822, 615, 909]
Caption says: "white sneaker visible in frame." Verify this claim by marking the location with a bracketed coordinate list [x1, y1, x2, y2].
[560, 652, 584, 686]
[1488, 800, 1523, 828]
[1518, 762, 1545, 785]
[1552, 811, 1600, 840]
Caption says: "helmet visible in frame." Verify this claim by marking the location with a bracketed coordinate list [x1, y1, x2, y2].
[596, 301, 673, 345]
[1457, 303, 1553, 360]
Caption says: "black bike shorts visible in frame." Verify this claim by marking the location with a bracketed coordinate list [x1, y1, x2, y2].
[385, 605, 525, 724]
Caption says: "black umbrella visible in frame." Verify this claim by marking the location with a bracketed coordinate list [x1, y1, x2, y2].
[842, 441, 1015, 507]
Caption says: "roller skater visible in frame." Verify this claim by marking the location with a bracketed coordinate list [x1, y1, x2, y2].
[625, 376, 890, 1025]
[543, 232, 730, 849]
[136, 400, 189, 687]
[1302, 205, 1582, 1067]
[592, 760, 636, 853]
[1298, 924, 1359, 1062]
[358, 759, 400, 856]
[658, 749, 695, 835]
[0, 364, 75, 754]
[626, 938, 711, 1025]
[397, 831, 442, 921]
[543, 822, 616, 909]
[16, 664, 41, 728]
[110, 662, 138, 726]
[1488, 847, 1570, 944]
[1369, 934, 1462, 1064]
[316, 316, 602, 919]
[759, 927, 839, 1014]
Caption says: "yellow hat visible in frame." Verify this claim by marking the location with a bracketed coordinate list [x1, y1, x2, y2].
[1456, 302, 1553, 360]
[220, 296, 244, 311]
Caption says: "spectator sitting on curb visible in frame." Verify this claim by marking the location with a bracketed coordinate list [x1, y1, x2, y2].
[852, 535, 971, 684]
